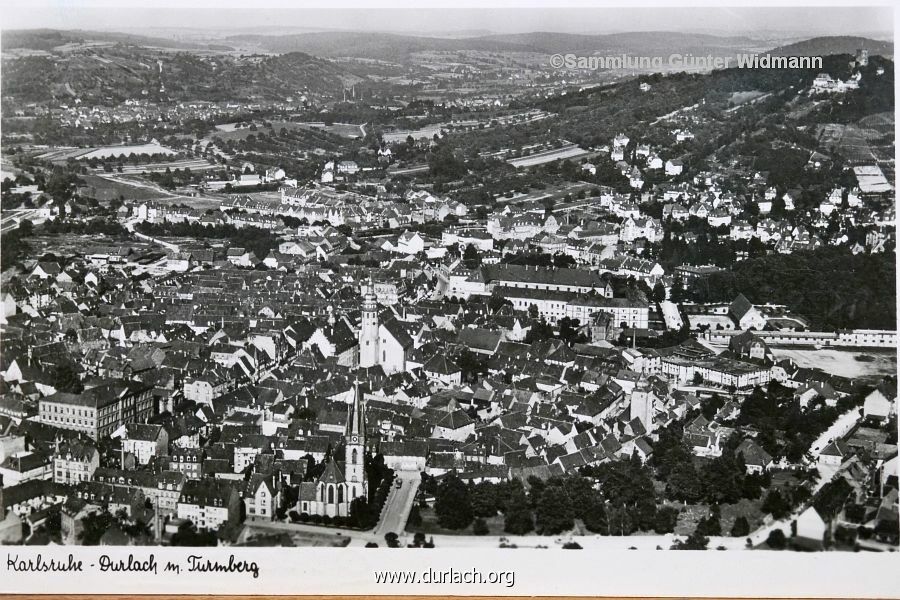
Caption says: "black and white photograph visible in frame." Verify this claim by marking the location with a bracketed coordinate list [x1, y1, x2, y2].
[0, 0, 897, 596]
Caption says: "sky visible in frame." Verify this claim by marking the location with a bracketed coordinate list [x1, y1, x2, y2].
[0, 1, 894, 38]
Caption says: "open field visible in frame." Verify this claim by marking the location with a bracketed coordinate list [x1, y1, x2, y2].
[771, 347, 896, 382]
[383, 125, 446, 143]
[296, 121, 366, 138]
[80, 174, 169, 203]
[207, 120, 355, 142]
[497, 180, 596, 207]
[38, 142, 177, 162]
[729, 90, 766, 105]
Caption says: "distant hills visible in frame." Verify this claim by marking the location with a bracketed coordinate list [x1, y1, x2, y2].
[221, 30, 895, 64]
[4, 28, 893, 65]
[474, 31, 760, 56]
[767, 36, 893, 57]
[0, 28, 233, 52]
[223, 31, 534, 61]
[225, 30, 762, 62]
[1, 47, 357, 103]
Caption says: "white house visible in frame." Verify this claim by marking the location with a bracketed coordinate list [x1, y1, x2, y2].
[122, 423, 169, 466]
[665, 160, 684, 176]
[794, 506, 827, 550]
[863, 387, 895, 423]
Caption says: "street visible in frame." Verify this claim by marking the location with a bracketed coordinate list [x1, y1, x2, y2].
[659, 300, 684, 330]
[373, 470, 421, 540]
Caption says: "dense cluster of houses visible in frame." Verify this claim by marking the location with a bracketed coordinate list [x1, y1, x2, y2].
[1, 231, 896, 545]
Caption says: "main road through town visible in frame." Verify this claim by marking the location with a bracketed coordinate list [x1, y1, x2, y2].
[372, 470, 421, 541]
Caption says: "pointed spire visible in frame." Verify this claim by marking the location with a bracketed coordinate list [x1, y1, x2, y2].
[347, 380, 364, 438]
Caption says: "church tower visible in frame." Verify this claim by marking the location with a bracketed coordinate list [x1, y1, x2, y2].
[358, 278, 379, 368]
[629, 375, 656, 433]
[345, 383, 367, 503]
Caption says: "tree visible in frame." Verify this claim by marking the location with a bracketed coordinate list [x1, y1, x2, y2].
[470, 482, 499, 517]
[534, 484, 574, 535]
[667, 462, 704, 503]
[348, 497, 376, 529]
[78, 510, 115, 545]
[766, 529, 787, 550]
[731, 516, 751, 537]
[503, 486, 534, 535]
[434, 473, 473, 530]
[462, 243, 481, 269]
[524, 318, 554, 344]
[762, 489, 791, 520]
[406, 505, 423, 528]
[651, 281, 667, 303]
[384, 532, 400, 548]
[695, 510, 721, 537]
[472, 517, 489, 535]
[671, 529, 709, 550]
[653, 506, 679, 534]
[558, 317, 586, 344]
[53, 363, 83, 394]
[582, 494, 609, 533]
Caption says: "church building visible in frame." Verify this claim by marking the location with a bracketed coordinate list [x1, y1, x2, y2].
[299, 385, 368, 518]
[357, 278, 413, 374]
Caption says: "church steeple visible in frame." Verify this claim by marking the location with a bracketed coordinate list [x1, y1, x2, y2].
[344, 382, 367, 495]
[346, 381, 365, 439]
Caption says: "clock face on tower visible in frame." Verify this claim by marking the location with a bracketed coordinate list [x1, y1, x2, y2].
[350, 436, 358, 444]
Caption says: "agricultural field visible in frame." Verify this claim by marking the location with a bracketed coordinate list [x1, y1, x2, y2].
[817, 113, 895, 164]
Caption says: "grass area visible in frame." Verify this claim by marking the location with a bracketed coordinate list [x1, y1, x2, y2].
[80, 174, 166, 203]
[242, 526, 352, 547]
[295, 122, 364, 138]
[207, 120, 353, 142]
[720, 498, 765, 533]
[674, 504, 709, 535]
[406, 507, 508, 536]
[729, 90, 765, 105]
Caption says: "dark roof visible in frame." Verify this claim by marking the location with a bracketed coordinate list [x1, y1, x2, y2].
[423, 354, 461, 375]
[482, 264, 605, 289]
[382, 317, 415, 350]
[736, 438, 773, 467]
[457, 328, 503, 353]
[317, 458, 346, 485]
[728, 293, 754, 320]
